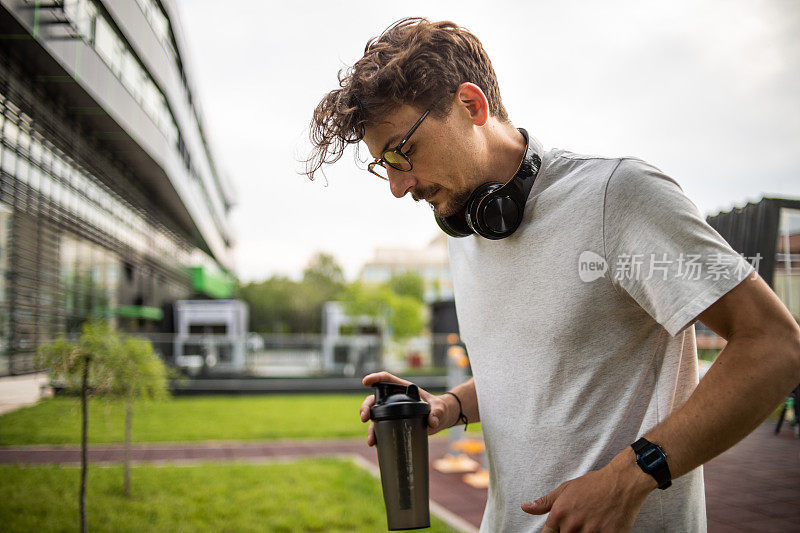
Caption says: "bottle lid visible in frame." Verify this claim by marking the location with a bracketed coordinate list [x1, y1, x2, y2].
[369, 382, 431, 421]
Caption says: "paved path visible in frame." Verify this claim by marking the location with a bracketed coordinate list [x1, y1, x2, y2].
[705, 422, 800, 532]
[1, 423, 798, 532]
[0, 373, 51, 415]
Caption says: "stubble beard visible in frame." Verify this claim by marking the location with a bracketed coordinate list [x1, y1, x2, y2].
[412, 185, 473, 218]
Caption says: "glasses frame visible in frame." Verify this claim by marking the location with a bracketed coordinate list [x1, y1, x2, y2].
[367, 106, 433, 180]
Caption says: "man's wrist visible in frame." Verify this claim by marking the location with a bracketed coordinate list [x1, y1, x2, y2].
[608, 447, 658, 497]
[439, 391, 462, 429]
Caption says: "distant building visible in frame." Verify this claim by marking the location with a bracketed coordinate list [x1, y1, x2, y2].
[707, 197, 800, 320]
[0, 1, 236, 375]
[173, 299, 248, 373]
[360, 233, 452, 301]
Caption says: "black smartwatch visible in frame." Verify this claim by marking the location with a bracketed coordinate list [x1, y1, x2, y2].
[631, 437, 671, 490]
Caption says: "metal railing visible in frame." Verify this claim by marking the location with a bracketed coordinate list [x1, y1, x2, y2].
[127, 332, 463, 379]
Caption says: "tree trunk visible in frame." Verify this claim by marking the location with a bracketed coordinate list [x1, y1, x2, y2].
[123, 399, 132, 496]
[80, 355, 89, 533]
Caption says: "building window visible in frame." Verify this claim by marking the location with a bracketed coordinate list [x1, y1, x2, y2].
[775, 208, 800, 320]
[60, 0, 180, 147]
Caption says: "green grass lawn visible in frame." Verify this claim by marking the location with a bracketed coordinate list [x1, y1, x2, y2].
[0, 458, 457, 532]
[0, 395, 368, 445]
[0, 395, 480, 446]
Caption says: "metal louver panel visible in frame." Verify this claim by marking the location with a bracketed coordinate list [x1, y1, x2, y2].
[7, 210, 61, 373]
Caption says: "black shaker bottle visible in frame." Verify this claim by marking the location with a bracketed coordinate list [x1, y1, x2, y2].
[370, 382, 431, 530]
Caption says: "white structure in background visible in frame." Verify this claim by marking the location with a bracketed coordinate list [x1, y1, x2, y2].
[174, 300, 248, 373]
[360, 234, 452, 301]
[321, 302, 383, 376]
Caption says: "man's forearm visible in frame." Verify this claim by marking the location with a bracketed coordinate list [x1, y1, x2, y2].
[440, 377, 480, 429]
[599, 330, 800, 507]
[642, 332, 800, 478]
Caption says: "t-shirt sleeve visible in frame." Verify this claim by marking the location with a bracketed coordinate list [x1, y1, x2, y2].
[603, 158, 755, 336]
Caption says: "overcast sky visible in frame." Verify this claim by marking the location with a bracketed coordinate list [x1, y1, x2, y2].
[174, 0, 800, 282]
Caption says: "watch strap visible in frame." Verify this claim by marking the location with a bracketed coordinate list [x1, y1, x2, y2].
[631, 437, 651, 455]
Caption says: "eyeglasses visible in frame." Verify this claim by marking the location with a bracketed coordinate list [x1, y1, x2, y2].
[367, 105, 433, 180]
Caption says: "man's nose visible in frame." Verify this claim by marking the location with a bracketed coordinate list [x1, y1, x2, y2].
[387, 168, 417, 198]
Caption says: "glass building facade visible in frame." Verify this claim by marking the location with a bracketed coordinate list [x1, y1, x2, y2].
[0, 0, 236, 375]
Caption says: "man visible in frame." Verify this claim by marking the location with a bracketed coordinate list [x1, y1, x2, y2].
[306, 18, 800, 532]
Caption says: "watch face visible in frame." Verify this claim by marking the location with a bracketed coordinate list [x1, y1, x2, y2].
[641, 448, 664, 469]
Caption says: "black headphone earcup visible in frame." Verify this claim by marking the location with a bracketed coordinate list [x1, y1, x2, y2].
[435, 213, 473, 238]
[465, 182, 504, 237]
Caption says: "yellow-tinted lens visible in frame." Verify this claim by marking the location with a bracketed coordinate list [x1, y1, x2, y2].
[383, 151, 411, 170]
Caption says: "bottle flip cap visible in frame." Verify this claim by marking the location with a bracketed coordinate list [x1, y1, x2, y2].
[370, 382, 431, 421]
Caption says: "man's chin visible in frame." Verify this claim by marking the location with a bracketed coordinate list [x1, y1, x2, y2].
[427, 188, 471, 218]
[430, 200, 458, 219]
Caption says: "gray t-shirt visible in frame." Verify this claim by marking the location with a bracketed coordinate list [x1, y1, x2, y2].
[448, 148, 753, 532]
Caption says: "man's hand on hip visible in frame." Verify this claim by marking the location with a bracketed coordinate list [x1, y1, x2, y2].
[521, 447, 656, 532]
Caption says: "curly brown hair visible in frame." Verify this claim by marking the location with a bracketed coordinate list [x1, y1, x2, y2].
[304, 17, 508, 180]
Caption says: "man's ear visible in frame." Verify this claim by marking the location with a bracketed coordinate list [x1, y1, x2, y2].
[454, 82, 490, 127]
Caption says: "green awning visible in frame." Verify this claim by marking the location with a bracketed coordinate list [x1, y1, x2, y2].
[92, 305, 164, 321]
[189, 266, 236, 299]
[115, 305, 164, 321]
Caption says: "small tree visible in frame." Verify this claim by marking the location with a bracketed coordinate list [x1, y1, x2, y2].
[303, 251, 345, 289]
[106, 335, 169, 496]
[388, 271, 425, 302]
[341, 281, 425, 340]
[37, 320, 117, 533]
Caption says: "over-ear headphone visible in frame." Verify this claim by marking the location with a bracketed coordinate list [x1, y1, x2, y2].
[435, 128, 541, 240]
